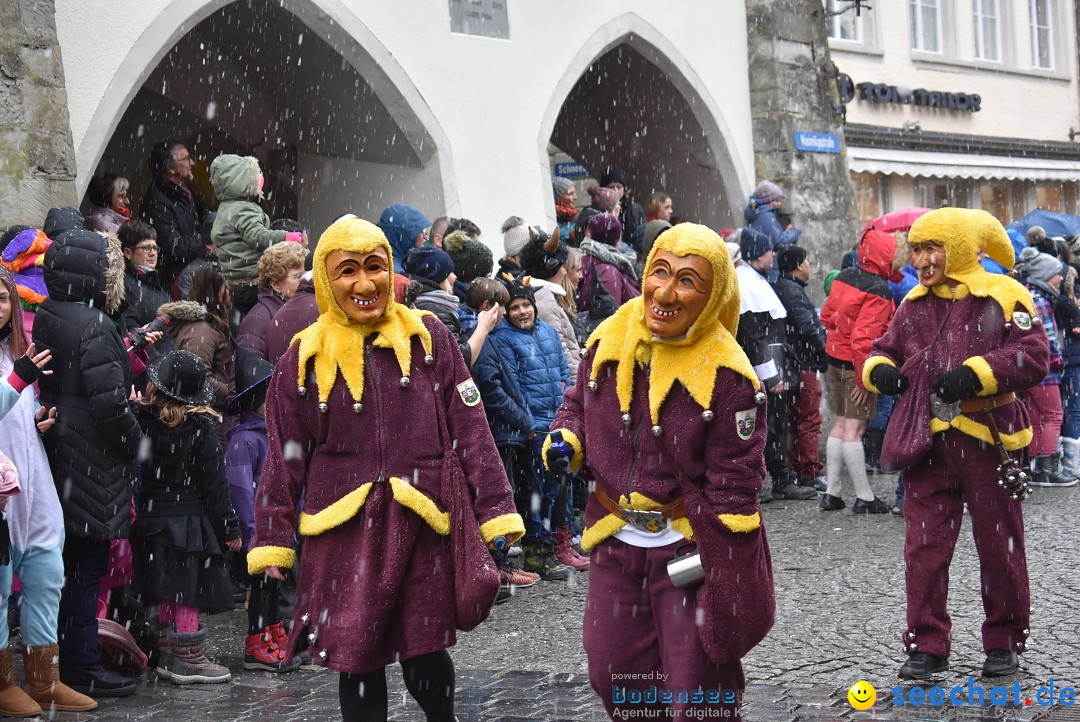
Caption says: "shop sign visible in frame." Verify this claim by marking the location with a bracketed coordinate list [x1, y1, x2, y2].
[449, 0, 509, 39]
[554, 162, 589, 179]
[794, 131, 841, 154]
[855, 82, 981, 112]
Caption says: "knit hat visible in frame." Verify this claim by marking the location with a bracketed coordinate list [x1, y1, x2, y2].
[520, 233, 568, 281]
[1018, 246, 1062, 283]
[725, 241, 741, 265]
[573, 208, 600, 244]
[402, 246, 454, 285]
[552, 176, 574, 202]
[739, 227, 771, 262]
[502, 216, 531, 258]
[589, 186, 621, 213]
[599, 164, 628, 189]
[502, 276, 536, 312]
[588, 213, 622, 246]
[443, 230, 492, 282]
[641, 220, 671, 261]
[752, 180, 784, 204]
[823, 269, 841, 295]
[1026, 225, 1047, 244]
[777, 244, 807, 273]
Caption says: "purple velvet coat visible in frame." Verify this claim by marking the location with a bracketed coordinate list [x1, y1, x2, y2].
[251, 316, 518, 674]
[553, 350, 774, 663]
[869, 291, 1049, 470]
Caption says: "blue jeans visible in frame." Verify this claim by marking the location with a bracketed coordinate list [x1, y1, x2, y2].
[0, 540, 66, 649]
[1060, 366, 1080, 438]
[58, 538, 110, 667]
[869, 391, 894, 431]
[524, 435, 560, 543]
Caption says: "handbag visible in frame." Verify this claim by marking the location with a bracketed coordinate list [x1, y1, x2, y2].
[429, 369, 501, 632]
[574, 260, 620, 341]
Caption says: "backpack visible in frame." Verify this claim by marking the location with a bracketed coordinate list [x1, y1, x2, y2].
[573, 261, 619, 343]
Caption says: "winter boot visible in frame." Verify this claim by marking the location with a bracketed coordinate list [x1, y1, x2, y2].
[1030, 455, 1079, 488]
[244, 626, 299, 673]
[522, 540, 570, 581]
[0, 647, 42, 717]
[21, 645, 96, 712]
[159, 627, 231, 684]
[553, 527, 589, 570]
[863, 429, 885, 473]
[1058, 439, 1080, 480]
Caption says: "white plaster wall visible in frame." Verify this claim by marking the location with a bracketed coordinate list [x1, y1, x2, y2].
[54, 0, 755, 243]
[830, 0, 1080, 141]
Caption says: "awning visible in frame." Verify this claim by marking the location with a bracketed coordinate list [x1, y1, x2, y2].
[846, 146, 1080, 182]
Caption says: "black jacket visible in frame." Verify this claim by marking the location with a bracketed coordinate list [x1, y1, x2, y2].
[135, 410, 240, 543]
[772, 273, 827, 372]
[33, 229, 141, 541]
[139, 177, 206, 288]
[118, 262, 171, 333]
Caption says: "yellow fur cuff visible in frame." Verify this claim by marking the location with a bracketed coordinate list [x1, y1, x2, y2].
[542, 429, 584, 474]
[718, 512, 760, 533]
[862, 356, 897, 394]
[389, 477, 450, 535]
[298, 483, 373, 536]
[247, 546, 296, 575]
[479, 513, 525, 546]
[929, 415, 1032, 451]
[962, 356, 998, 396]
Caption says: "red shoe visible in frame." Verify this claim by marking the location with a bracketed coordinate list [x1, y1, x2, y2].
[244, 626, 299, 673]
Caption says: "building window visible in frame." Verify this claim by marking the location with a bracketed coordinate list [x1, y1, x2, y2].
[973, 0, 1002, 62]
[827, 0, 863, 43]
[852, 172, 890, 229]
[910, 0, 942, 53]
[1030, 0, 1054, 69]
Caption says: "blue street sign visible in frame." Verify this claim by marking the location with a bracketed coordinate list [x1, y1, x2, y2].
[793, 131, 841, 154]
[554, 162, 589, 178]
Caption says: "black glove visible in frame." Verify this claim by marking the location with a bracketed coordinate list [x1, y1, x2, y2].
[545, 444, 573, 476]
[11, 355, 42, 386]
[932, 366, 982, 404]
[222, 514, 242, 544]
[869, 364, 909, 396]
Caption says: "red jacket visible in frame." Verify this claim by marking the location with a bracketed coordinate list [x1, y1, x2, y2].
[821, 230, 900, 389]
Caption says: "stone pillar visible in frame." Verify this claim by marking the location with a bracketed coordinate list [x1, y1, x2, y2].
[0, 0, 78, 228]
[744, 0, 858, 304]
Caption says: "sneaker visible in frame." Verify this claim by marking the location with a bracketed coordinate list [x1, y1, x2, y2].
[244, 627, 300, 673]
[772, 482, 818, 500]
[798, 475, 828, 492]
[852, 497, 891, 514]
[522, 542, 571, 581]
[499, 567, 540, 588]
[506, 545, 523, 558]
[891, 502, 904, 517]
[819, 494, 845, 511]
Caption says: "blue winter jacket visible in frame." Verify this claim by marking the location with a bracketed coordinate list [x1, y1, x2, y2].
[743, 202, 800, 249]
[473, 341, 533, 446]
[489, 318, 569, 430]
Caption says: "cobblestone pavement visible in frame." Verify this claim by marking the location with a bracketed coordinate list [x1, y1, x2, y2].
[43, 474, 1078, 721]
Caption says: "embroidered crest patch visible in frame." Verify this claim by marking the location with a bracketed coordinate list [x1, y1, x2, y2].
[1012, 312, 1032, 330]
[735, 408, 757, 440]
[456, 378, 481, 407]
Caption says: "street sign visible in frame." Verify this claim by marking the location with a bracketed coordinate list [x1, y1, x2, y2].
[554, 162, 589, 179]
[794, 131, 841, 154]
[449, 0, 510, 39]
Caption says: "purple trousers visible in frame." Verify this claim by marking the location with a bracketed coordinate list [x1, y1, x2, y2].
[584, 539, 745, 720]
[903, 430, 1030, 659]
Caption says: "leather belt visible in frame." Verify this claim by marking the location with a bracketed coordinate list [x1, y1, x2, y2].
[594, 485, 686, 533]
[959, 391, 1016, 414]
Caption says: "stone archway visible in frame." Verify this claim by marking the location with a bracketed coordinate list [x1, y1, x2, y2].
[77, 0, 456, 233]
[540, 14, 749, 232]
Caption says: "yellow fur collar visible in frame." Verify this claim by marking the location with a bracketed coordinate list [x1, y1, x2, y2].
[586, 224, 760, 423]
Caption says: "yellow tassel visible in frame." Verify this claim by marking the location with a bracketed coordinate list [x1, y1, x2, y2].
[718, 512, 760, 533]
[298, 483, 373, 536]
[389, 477, 450, 535]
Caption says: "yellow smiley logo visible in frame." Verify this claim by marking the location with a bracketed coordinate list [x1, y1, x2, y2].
[848, 680, 876, 710]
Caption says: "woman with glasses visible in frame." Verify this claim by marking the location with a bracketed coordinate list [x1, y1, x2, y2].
[117, 222, 171, 360]
[236, 242, 308, 361]
[85, 173, 132, 234]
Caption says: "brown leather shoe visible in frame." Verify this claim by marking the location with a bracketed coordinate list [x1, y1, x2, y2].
[22, 644, 98, 711]
[0, 647, 41, 718]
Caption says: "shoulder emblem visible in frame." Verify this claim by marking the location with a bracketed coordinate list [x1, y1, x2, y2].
[735, 408, 757, 441]
[456, 378, 481, 407]
[1012, 311, 1032, 331]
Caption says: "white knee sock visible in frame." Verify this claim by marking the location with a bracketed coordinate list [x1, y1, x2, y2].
[825, 436, 844, 497]
[843, 441, 875, 501]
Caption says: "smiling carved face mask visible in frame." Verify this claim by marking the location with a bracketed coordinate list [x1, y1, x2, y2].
[326, 247, 391, 324]
[642, 249, 714, 338]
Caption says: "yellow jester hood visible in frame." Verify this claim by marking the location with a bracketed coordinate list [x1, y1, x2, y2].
[905, 207, 1035, 317]
[293, 217, 432, 404]
[586, 223, 760, 424]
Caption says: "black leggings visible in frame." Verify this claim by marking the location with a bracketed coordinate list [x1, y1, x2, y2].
[339, 650, 455, 722]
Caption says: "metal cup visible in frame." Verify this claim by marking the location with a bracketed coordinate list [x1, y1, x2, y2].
[667, 549, 705, 587]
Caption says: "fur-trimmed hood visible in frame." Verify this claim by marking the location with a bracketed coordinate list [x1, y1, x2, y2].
[157, 300, 208, 323]
[210, 154, 263, 202]
[42, 228, 126, 314]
